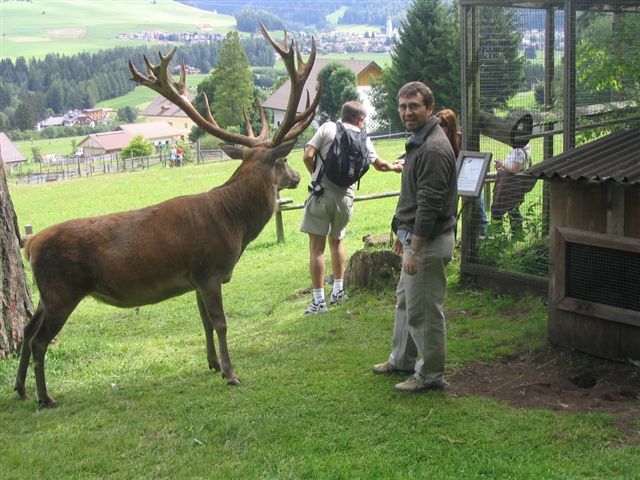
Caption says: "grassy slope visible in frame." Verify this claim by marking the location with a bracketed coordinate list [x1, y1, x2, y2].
[0, 0, 235, 60]
[14, 135, 85, 159]
[1, 142, 638, 478]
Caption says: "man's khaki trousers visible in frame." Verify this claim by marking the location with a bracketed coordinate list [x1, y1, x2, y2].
[388, 230, 454, 384]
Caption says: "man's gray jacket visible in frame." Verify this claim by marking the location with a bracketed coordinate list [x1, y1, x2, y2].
[395, 116, 458, 240]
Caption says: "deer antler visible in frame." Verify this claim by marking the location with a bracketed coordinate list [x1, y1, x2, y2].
[259, 23, 321, 146]
[129, 51, 269, 148]
[129, 25, 320, 148]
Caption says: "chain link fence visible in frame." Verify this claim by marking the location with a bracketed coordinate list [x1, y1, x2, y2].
[460, 0, 640, 293]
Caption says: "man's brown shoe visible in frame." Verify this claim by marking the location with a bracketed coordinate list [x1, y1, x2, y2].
[372, 361, 414, 376]
[394, 376, 446, 393]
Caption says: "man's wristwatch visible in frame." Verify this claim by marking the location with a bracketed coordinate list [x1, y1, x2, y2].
[407, 248, 418, 257]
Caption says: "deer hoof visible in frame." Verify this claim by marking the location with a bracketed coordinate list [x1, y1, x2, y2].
[38, 395, 58, 408]
[14, 384, 28, 400]
[226, 377, 240, 386]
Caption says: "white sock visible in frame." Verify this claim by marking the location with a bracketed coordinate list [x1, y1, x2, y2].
[332, 279, 344, 295]
[312, 288, 325, 303]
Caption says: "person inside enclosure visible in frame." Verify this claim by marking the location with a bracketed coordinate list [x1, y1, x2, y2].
[490, 143, 535, 236]
[436, 108, 488, 235]
[373, 82, 457, 393]
[300, 100, 403, 315]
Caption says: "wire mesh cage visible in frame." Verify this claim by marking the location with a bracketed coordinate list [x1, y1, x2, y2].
[460, 0, 640, 289]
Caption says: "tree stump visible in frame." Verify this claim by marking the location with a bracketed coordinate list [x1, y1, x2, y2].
[0, 161, 33, 357]
[345, 233, 401, 291]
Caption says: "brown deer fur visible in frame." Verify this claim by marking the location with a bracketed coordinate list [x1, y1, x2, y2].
[15, 142, 300, 406]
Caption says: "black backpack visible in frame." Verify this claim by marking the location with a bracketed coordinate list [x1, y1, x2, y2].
[317, 122, 370, 188]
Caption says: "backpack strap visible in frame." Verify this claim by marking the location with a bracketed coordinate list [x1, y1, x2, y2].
[313, 121, 344, 185]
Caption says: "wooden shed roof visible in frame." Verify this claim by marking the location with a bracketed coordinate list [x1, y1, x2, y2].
[0, 132, 27, 164]
[526, 128, 640, 185]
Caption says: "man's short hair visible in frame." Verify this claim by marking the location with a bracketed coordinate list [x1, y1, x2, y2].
[341, 101, 367, 123]
[397, 82, 434, 109]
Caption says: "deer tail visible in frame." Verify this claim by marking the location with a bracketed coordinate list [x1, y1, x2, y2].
[20, 234, 34, 259]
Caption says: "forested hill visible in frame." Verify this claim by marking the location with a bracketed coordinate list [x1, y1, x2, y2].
[177, 1, 412, 30]
[0, 39, 274, 132]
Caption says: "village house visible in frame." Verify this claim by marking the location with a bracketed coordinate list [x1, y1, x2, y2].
[36, 108, 112, 131]
[77, 131, 134, 158]
[117, 121, 183, 146]
[261, 58, 383, 128]
[140, 95, 196, 136]
[0, 132, 27, 172]
[77, 121, 182, 158]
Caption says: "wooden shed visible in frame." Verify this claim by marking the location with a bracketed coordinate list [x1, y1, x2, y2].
[527, 128, 640, 361]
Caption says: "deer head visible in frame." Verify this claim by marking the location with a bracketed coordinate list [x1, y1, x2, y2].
[128, 24, 320, 155]
[220, 140, 301, 191]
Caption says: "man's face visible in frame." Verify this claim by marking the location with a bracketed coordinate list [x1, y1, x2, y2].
[398, 93, 432, 132]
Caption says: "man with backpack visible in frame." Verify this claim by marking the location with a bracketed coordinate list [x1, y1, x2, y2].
[300, 100, 403, 315]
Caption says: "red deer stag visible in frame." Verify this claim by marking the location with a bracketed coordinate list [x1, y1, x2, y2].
[15, 25, 320, 406]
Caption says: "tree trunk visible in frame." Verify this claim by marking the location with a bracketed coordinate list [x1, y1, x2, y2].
[0, 161, 33, 357]
[345, 234, 402, 292]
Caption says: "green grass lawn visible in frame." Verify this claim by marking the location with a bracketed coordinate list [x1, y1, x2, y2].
[97, 73, 207, 111]
[14, 135, 86, 160]
[0, 0, 234, 60]
[319, 52, 391, 67]
[1, 143, 638, 478]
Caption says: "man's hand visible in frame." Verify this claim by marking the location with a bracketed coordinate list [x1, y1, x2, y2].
[393, 238, 403, 255]
[403, 248, 419, 275]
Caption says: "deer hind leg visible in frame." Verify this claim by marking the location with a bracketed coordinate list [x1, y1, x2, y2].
[198, 280, 239, 385]
[196, 292, 221, 372]
[14, 303, 46, 400]
[30, 297, 79, 407]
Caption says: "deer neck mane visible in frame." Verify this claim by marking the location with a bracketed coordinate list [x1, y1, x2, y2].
[208, 163, 276, 244]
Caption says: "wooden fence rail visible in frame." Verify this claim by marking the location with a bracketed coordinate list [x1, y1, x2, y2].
[275, 191, 400, 243]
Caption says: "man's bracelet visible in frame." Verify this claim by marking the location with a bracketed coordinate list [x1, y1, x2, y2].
[407, 248, 418, 256]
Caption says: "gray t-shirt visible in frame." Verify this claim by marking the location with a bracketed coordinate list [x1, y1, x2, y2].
[307, 120, 377, 195]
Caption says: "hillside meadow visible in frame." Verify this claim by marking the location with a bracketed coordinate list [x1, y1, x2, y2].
[1, 140, 638, 478]
[0, 0, 235, 60]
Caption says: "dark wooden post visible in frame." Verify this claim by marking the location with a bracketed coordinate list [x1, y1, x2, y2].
[275, 195, 293, 243]
[460, 4, 481, 270]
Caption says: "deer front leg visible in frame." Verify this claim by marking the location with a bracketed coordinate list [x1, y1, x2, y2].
[196, 292, 221, 372]
[198, 280, 239, 385]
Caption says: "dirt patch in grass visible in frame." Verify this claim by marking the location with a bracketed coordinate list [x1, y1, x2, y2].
[448, 345, 640, 444]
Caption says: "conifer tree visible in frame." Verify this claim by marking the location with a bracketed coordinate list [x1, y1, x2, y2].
[373, 0, 460, 130]
[209, 32, 255, 129]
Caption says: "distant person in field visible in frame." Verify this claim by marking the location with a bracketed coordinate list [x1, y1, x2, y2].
[170, 146, 177, 167]
[176, 145, 184, 167]
[299, 100, 402, 315]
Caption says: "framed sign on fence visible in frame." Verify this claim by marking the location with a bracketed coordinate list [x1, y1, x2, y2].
[456, 151, 492, 197]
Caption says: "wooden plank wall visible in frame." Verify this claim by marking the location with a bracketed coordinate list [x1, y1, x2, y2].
[548, 180, 640, 361]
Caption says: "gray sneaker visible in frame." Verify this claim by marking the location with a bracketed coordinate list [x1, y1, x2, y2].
[329, 290, 349, 305]
[304, 299, 327, 315]
[394, 375, 446, 393]
[372, 361, 414, 376]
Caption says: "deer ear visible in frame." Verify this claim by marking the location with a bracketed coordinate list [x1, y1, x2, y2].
[266, 139, 297, 165]
[220, 144, 245, 160]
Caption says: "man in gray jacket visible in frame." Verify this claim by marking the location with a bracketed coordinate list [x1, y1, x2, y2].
[373, 81, 457, 393]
